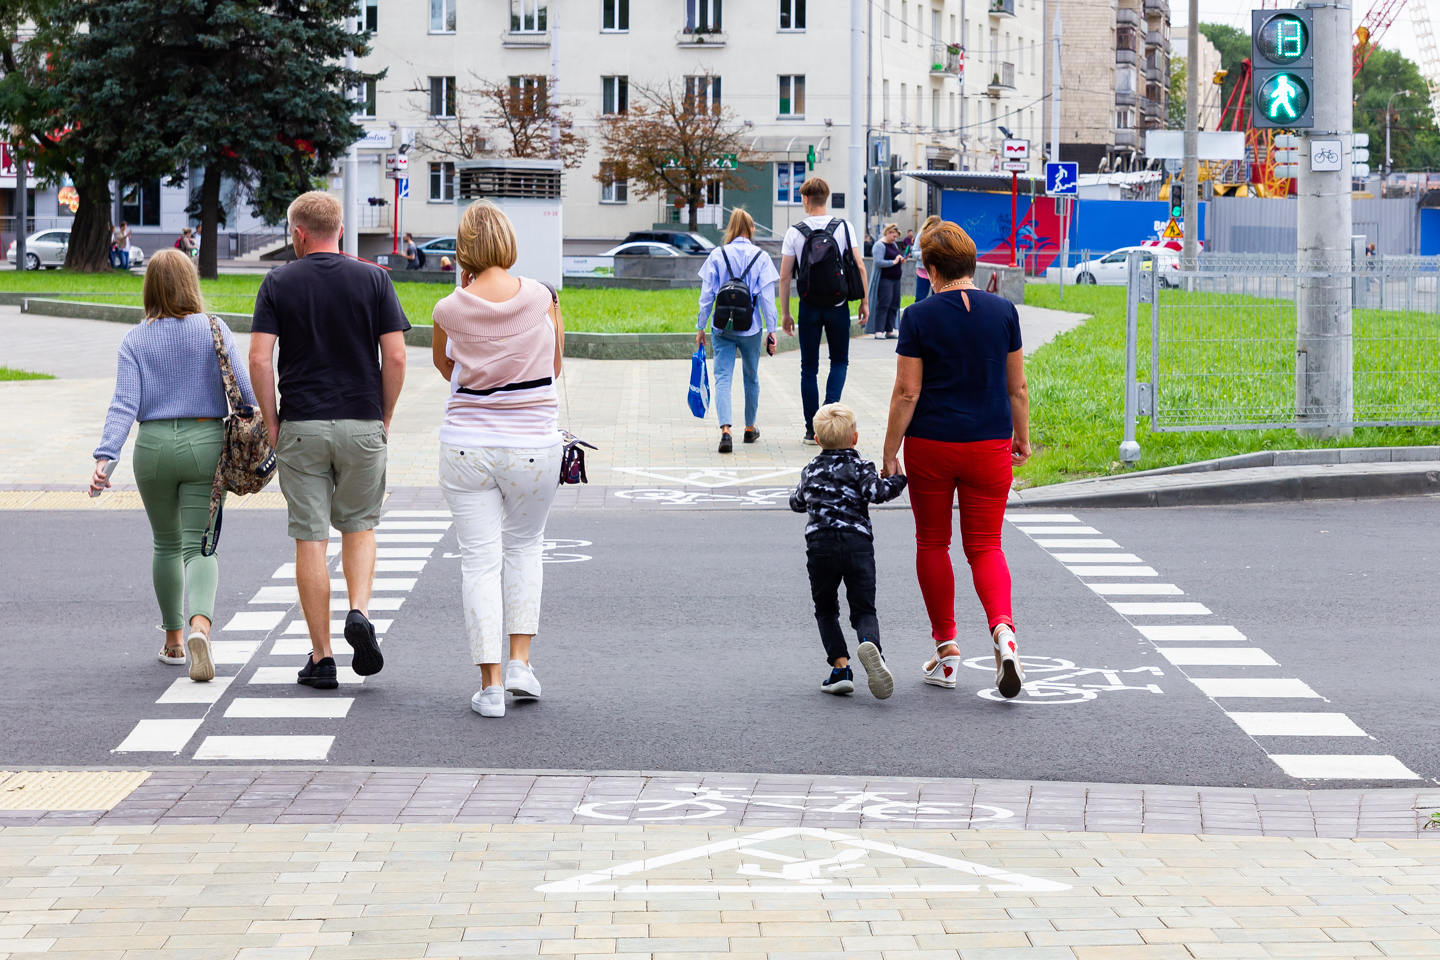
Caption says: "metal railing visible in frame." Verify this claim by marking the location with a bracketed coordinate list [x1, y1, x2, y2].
[930, 43, 963, 77]
[1121, 252, 1440, 456]
[233, 226, 288, 258]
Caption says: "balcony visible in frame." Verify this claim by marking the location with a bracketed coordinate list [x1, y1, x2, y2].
[1115, 130, 1139, 148]
[1143, 0, 1166, 18]
[988, 0, 1015, 19]
[1116, 7, 1139, 26]
[677, 25, 726, 46]
[930, 43, 963, 77]
[1116, 46, 1136, 65]
[986, 61, 1015, 95]
[1146, 28, 1167, 49]
[1143, 59, 1162, 81]
[1145, 81, 1164, 103]
[503, 29, 550, 48]
[1115, 90, 1137, 107]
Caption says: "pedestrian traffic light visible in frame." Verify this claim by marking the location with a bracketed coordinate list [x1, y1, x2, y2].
[887, 163, 906, 213]
[1251, 9, 1313, 129]
[1168, 180, 1183, 218]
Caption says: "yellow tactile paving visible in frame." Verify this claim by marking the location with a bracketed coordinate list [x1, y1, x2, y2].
[0, 770, 150, 810]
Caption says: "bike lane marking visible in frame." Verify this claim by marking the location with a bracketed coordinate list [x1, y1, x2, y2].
[1006, 510, 1421, 781]
[574, 785, 1015, 826]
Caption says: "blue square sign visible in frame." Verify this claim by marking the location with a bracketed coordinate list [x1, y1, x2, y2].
[1045, 162, 1078, 197]
[398, 177, 409, 199]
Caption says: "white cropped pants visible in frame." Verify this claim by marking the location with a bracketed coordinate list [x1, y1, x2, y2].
[439, 442, 563, 664]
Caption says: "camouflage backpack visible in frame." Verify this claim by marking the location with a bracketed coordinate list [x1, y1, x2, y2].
[200, 314, 276, 556]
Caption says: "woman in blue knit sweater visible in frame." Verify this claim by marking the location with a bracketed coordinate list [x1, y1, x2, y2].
[90, 249, 256, 682]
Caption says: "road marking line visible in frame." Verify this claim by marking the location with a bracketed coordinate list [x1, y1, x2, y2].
[1108, 601, 1211, 615]
[193, 735, 335, 761]
[1226, 712, 1368, 737]
[375, 532, 444, 543]
[248, 579, 417, 604]
[1135, 625, 1249, 643]
[375, 559, 427, 572]
[376, 520, 452, 530]
[157, 677, 234, 704]
[209, 641, 262, 665]
[1269, 754, 1420, 780]
[1014, 525, 1101, 535]
[225, 697, 354, 719]
[114, 719, 204, 753]
[221, 610, 286, 632]
[1034, 538, 1121, 549]
[376, 547, 434, 558]
[1067, 566, 1160, 577]
[249, 666, 364, 685]
[1088, 583, 1185, 596]
[329, 595, 403, 611]
[1004, 513, 1080, 523]
[1189, 677, 1321, 698]
[383, 510, 453, 518]
[282, 618, 392, 635]
[1157, 647, 1278, 667]
[1050, 553, 1145, 564]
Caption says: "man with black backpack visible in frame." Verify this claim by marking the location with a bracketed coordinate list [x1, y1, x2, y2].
[696, 209, 779, 453]
[778, 177, 869, 445]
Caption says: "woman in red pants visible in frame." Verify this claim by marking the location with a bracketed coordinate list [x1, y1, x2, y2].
[879, 222, 1032, 698]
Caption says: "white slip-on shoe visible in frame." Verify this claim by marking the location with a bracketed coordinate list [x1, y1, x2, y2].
[186, 630, 214, 682]
[505, 659, 541, 700]
[922, 642, 961, 688]
[856, 641, 894, 700]
[471, 686, 506, 718]
[993, 625, 1024, 699]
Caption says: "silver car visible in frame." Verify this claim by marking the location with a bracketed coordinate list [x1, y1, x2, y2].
[5, 228, 146, 270]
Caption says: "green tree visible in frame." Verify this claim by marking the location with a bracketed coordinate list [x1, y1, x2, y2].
[1168, 56, 1187, 129]
[1354, 48, 1440, 172]
[1197, 22, 1249, 130]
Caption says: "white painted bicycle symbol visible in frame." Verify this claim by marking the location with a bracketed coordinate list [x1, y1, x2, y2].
[575, 785, 1014, 824]
[962, 656, 1163, 704]
[542, 538, 592, 564]
[615, 487, 793, 506]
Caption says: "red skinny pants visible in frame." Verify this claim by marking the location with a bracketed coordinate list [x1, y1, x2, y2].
[903, 435, 1014, 643]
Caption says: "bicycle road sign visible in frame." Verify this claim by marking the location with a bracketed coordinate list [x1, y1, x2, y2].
[535, 827, 1071, 895]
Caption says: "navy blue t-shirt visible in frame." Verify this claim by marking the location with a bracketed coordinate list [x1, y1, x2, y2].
[895, 288, 1022, 443]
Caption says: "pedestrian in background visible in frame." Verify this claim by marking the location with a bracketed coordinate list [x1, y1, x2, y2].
[110, 221, 131, 270]
[248, 191, 409, 692]
[778, 177, 869, 445]
[89, 249, 255, 683]
[880, 222, 1031, 700]
[912, 215, 942, 303]
[400, 232, 424, 270]
[867, 222, 904, 340]
[900, 229, 916, 257]
[431, 200, 564, 719]
[696, 208, 779, 453]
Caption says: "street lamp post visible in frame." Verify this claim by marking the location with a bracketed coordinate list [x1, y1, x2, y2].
[1383, 89, 1411, 197]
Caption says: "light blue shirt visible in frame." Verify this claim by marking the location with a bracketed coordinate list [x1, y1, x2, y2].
[696, 238, 780, 336]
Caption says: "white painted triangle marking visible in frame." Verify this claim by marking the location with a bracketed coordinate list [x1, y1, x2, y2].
[614, 466, 801, 489]
[534, 827, 1070, 895]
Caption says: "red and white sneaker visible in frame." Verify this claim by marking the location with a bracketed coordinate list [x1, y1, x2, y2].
[994, 624, 1024, 699]
[922, 642, 961, 688]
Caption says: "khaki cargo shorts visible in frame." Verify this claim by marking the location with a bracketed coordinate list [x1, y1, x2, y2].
[276, 419, 388, 541]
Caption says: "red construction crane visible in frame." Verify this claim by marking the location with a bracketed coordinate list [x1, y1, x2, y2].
[1354, 0, 1409, 77]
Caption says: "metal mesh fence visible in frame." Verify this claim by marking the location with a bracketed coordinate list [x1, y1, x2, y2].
[1145, 254, 1440, 431]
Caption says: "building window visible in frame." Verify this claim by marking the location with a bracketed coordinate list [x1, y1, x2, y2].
[685, 0, 721, 33]
[430, 162, 455, 202]
[601, 75, 629, 115]
[900, 82, 908, 124]
[508, 75, 547, 113]
[1116, 107, 1134, 129]
[684, 74, 721, 113]
[357, 78, 377, 118]
[775, 160, 805, 204]
[364, 0, 378, 32]
[882, 78, 890, 122]
[900, 1, 907, 41]
[430, 76, 456, 117]
[120, 179, 161, 227]
[602, 0, 628, 31]
[883, 0, 890, 37]
[600, 162, 628, 203]
[778, 75, 805, 117]
[510, 0, 547, 32]
[706, 180, 723, 205]
[779, 0, 804, 30]
[430, 0, 455, 32]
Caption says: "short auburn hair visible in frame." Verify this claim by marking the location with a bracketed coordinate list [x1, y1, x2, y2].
[287, 191, 342, 239]
[919, 222, 977, 282]
[456, 200, 518, 275]
[798, 177, 830, 203]
[142, 248, 205, 321]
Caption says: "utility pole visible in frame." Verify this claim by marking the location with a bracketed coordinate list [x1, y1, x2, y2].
[1296, 0, 1353, 436]
[549, 22, 561, 162]
[1181, 0, 1199, 267]
[14, 145, 26, 272]
[1383, 88, 1411, 197]
[342, 12, 358, 258]
[1052, 10, 1068, 288]
[865, 0, 873, 239]
[849, 0, 866, 242]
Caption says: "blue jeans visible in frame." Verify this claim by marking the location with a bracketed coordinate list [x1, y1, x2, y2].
[109, 248, 130, 269]
[712, 329, 762, 429]
[798, 301, 852, 435]
[915, 274, 931, 302]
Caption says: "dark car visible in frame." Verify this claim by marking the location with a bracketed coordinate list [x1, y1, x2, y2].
[621, 230, 714, 255]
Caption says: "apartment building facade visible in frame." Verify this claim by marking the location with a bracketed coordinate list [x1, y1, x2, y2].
[340, 0, 1047, 247]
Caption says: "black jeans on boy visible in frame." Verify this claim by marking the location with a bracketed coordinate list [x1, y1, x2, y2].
[805, 528, 881, 665]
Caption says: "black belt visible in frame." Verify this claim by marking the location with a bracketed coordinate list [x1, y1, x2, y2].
[456, 376, 553, 397]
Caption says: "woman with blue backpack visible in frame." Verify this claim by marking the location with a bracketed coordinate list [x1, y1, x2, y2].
[696, 209, 779, 453]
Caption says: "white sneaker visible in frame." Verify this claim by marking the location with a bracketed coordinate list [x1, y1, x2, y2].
[186, 629, 214, 683]
[471, 686, 505, 717]
[856, 641, 893, 700]
[994, 625, 1024, 699]
[872, 332, 885, 340]
[505, 659, 541, 700]
[922, 643, 961, 688]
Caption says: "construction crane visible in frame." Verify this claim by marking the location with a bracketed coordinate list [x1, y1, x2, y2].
[1354, 0, 1440, 129]
[1412, 1, 1440, 127]
[1353, 0, 1409, 77]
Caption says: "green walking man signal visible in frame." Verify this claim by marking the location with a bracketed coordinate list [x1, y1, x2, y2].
[1250, 8, 1314, 129]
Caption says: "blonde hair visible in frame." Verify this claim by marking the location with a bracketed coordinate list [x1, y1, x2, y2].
[142, 249, 205, 321]
[723, 208, 754, 244]
[882, 222, 900, 238]
[287, 191, 343, 239]
[812, 402, 858, 450]
[456, 200, 518, 275]
[799, 177, 830, 203]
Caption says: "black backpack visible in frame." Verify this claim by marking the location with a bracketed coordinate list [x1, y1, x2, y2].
[796, 219, 849, 306]
[711, 248, 764, 334]
[413, 244, 427, 269]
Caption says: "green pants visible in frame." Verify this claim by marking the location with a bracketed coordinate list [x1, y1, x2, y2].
[133, 418, 225, 631]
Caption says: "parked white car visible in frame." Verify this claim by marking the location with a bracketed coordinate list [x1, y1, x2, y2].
[1067, 246, 1179, 288]
[5, 228, 145, 270]
[601, 241, 686, 257]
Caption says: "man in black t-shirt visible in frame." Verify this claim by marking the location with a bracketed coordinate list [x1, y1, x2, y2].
[249, 191, 410, 691]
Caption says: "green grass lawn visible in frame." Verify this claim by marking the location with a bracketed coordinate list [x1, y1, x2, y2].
[1017, 284, 1440, 486]
[0, 367, 54, 380]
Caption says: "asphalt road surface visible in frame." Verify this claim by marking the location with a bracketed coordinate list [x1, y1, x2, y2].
[3, 494, 1437, 789]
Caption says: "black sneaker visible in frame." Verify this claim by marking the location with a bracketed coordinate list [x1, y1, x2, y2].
[345, 609, 384, 676]
[297, 655, 338, 690]
[803, 430, 818, 445]
[718, 431, 733, 454]
[743, 427, 760, 443]
[821, 666, 855, 695]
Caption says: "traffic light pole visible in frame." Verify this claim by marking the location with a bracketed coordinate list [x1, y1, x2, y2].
[1181, 0, 1199, 270]
[1009, 171, 1018, 268]
[1295, 0, 1353, 437]
[849, 0, 866, 254]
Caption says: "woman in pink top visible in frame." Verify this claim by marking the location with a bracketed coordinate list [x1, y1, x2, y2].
[432, 201, 565, 719]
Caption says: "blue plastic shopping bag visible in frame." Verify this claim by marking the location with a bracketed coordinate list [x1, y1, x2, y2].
[687, 345, 710, 419]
